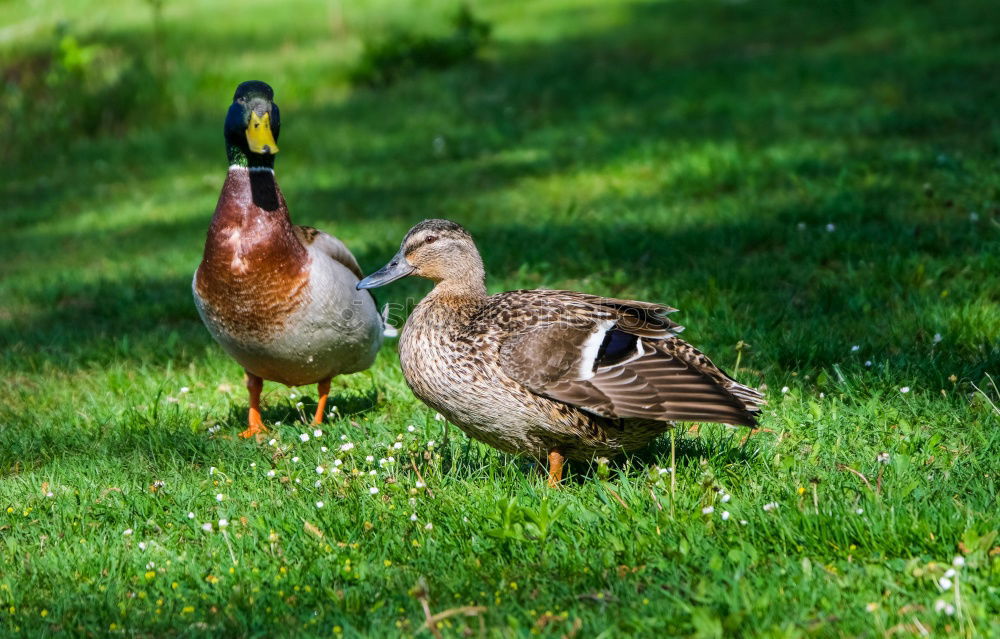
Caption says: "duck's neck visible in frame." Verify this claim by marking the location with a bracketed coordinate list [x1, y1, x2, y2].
[425, 264, 488, 311]
[227, 142, 274, 171]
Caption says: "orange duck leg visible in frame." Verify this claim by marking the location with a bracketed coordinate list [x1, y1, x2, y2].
[240, 372, 267, 439]
[312, 378, 331, 425]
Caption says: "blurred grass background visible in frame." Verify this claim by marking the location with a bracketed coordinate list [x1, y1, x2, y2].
[1, 0, 999, 636]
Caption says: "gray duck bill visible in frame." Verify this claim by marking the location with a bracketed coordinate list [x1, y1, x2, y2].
[357, 251, 414, 289]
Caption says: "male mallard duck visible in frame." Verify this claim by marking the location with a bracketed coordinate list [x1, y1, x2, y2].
[358, 219, 764, 486]
[193, 81, 383, 439]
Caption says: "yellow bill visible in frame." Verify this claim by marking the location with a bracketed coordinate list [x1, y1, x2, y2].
[246, 111, 279, 154]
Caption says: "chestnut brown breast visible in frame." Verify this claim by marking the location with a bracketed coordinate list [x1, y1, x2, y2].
[194, 168, 310, 342]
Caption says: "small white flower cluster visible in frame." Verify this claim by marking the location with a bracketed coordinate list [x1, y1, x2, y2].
[762, 502, 779, 512]
[876, 452, 890, 464]
[207, 424, 221, 435]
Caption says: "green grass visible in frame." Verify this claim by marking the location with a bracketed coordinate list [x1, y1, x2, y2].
[2, 0, 1000, 636]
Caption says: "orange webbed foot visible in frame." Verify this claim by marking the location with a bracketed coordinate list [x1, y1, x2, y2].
[547, 449, 566, 489]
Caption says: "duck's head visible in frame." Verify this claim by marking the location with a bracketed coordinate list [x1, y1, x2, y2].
[225, 80, 280, 166]
[358, 219, 484, 290]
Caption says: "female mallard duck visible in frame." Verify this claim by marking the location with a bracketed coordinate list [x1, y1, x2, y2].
[358, 219, 764, 486]
[193, 81, 383, 439]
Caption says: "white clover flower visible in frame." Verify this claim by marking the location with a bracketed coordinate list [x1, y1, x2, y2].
[201, 523, 212, 532]
[316, 466, 324, 475]
[877, 452, 890, 464]
[851, 345, 859, 352]
[333, 459, 343, 467]
[933, 333, 942, 344]
[369, 470, 376, 476]
[826, 223, 836, 232]
[180, 387, 190, 394]
[340, 434, 348, 441]
[209, 466, 217, 475]
[721, 494, 731, 503]
[250, 462, 256, 468]
[289, 393, 297, 399]
[320, 446, 328, 453]
[900, 386, 910, 394]
[407, 425, 416, 433]
[953, 556, 965, 567]
[701, 506, 715, 515]
[299, 433, 310, 443]
[945, 604, 955, 615]
[797, 222, 806, 230]
[268, 439, 277, 446]
[427, 441, 435, 448]
[387, 456, 395, 463]
[865, 360, 872, 367]
[215, 493, 224, 502]
[415, 481, 425, 489]
[314, 480, 322, 487]
[366, 455, 375, 463]
[275, 421, 282, 427]
[781, 386, 790, 394]
[393, 442, 403, 450]
[313, 429, 323, 437]
[340, 443, 354, 452]
[944, 568, 956, 579]
[740, 520, 748, 525]
[218, 519, 228, 528]
[266, 470, 276, 478]
[969, 212, 979, 222]
[295, 402, 304, 410]
[938, 576, 953, 590]
[292, 456, 300, 463]
[316, 501, 324, 509]
[369, 486, 379, 495]
[410, 513, 418, 521]
[424, 522, 433, 530]
[856, 508, 864, 515]
[294, 478, 301, 484]
[187, 512, 195, 519]
[378, 458, 388, 467]
[763, 502, 779, 512]
[934, 599, 947, 613]
[123, 529, 133, 536]
[146, 561, 155, 569]
[434, 413, 444, 421]
[721, 511, 730, 521]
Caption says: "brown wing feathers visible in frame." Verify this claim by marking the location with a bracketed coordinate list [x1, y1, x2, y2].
[500, 295, 764, 427]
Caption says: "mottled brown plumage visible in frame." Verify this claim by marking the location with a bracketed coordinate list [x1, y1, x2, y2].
[358, 219, 764, 485]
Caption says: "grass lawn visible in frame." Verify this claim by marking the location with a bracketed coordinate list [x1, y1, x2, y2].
[2, 0, 1000, 636]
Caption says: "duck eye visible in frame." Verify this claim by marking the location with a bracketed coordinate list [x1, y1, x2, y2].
[425, 235, 438, 244]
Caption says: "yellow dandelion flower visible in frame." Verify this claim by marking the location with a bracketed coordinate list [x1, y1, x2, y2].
[5, 507, 12, 514]
[797, 486, 806, 495]
[171, 582, 179, 590]
[182, 606, 194, 614]
[383, 560, 392, 567]
[109, 623, 118, 630]
[145, 571, 156, 580]
[40, 610, 47, 617]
